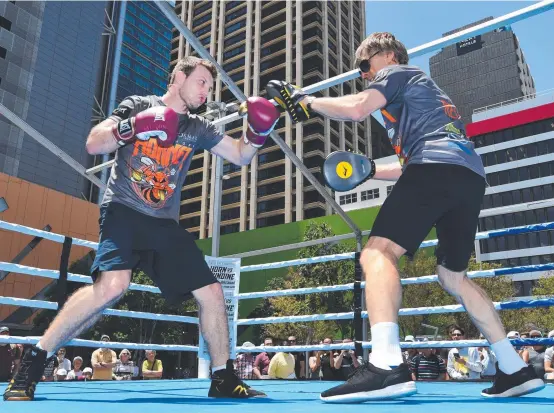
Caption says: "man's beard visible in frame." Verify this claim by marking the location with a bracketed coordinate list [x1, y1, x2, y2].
[178, 89, 199, 111]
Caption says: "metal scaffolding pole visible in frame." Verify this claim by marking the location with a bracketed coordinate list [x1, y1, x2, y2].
[156, 0, 362, 239]
[0, 103, 106, 190]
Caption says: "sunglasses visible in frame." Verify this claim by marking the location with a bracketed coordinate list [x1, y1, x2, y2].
[452, 333, 463, 337]
[357, 50, 381, 74]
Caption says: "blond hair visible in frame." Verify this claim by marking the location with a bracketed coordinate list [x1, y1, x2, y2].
[356, 32, 409, 66]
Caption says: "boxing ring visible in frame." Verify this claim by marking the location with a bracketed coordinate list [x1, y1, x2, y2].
[2, 219, 554, 413]
[2, 0, 554, 411]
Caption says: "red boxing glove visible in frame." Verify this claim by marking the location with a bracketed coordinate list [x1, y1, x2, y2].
[112, 106, 179, 148]
[240, 97, 279, 148]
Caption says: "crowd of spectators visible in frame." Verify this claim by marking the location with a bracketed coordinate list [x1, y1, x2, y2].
[2, 325, 554, 382]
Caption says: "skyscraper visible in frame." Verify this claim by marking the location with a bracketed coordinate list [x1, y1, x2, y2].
[430, 17, 535, 125]
[0, 1, 106, 199]
[116, 1, 172, 103]
[172, 0, 369, 239]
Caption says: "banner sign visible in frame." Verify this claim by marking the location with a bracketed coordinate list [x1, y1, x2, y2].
[198, 256, 241, 374]
[456, 35, 482, 56]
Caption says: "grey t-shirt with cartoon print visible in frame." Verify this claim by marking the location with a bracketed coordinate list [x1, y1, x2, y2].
[102, 95, 224, 222]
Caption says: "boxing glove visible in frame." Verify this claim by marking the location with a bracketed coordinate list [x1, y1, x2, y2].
[265, 80, 312, 124]
[112, 106, 179, 148]
[238, 97, 280, 148]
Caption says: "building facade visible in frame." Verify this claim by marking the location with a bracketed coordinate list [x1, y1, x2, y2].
[468, 91, 554, 296]
[430, 17, 535, 125]
[171, 0, 370, 239]
[116, 1, 172, 103]
[0, 1, 107, 199]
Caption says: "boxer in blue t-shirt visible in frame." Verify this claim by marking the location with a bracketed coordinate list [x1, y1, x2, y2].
[269, 32, 544, 402]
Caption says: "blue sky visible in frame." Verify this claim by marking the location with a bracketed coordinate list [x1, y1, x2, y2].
[364, 1, 554, 94]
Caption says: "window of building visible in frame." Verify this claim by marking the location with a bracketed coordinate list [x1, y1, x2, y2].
[361, 189, 380, 201]
[0, 16, 11, 31]
[387, 185, 394, 196]
[257, 214, 285, 228]
[339, 193, 357, 205]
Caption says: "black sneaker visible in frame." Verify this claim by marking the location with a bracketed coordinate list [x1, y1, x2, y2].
[4, 345, 47, 401]
[208, 360, 267, 399]
[481, 364, 545, 397]
[320, 362, 416, 403]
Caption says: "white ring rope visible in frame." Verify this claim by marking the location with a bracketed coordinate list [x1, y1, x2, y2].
[0, 335, 198, 352]
[0, 296, 199, 324]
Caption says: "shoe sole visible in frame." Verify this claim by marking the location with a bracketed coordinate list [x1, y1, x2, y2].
[4, 396, 32, 401]
[481, 379, 545, 398]
[321, 381, 417, 403]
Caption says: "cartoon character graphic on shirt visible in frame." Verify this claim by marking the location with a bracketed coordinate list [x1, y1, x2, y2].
[128, 138, 193, 208]
[131, 156, 176, 204]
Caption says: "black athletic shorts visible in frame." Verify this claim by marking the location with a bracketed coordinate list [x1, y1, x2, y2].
[370, 163, 486, 272]
[91, 202, 218, 304]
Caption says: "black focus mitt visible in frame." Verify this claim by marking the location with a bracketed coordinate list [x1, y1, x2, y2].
[323, 151, 376, 192]
[265, 80, 312, 123]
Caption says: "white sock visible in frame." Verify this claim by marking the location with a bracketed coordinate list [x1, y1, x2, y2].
[211, 364, 226, 374]
[369, 322, 403, 370]
[491, 338, 527, 375]
[35, 342, 55, 358]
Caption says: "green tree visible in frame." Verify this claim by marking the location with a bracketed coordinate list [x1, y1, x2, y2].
[258, 222, 355, 343]
[399, 251, 551, 339]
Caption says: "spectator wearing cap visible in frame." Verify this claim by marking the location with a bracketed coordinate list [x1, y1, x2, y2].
[446, 326, 483, 380]
[56, 347, 71, 372]
[507, 331, 523, 355]
[544, 330, 554, 380]
[67, 356, 84, 380]
[403, 335, 418, 364]
[522, 329, 546, 379]
[234, 341, 257, 379]
[113, 349, 137, 380]
[56, 368, 68, 382]
[91, 334, 117, 380]
[142, 350, 163, 380]
[83, 367, 93, 380]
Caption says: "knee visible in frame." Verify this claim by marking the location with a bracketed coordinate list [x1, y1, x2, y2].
[194, 282, 224, 305]
[437, 265, 467, 295]
[360, 237, 403, 273]
[96, 272, 130, 303]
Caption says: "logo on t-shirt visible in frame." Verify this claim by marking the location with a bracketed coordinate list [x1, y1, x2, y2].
[129, 139, 192, 207]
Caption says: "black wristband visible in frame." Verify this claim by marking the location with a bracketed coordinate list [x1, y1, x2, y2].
[368, 158, 376, 179]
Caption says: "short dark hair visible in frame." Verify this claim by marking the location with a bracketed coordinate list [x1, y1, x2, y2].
[449, 325, 465, 335]
[355, 32, 409, 67]
[169, 56, 217, 85]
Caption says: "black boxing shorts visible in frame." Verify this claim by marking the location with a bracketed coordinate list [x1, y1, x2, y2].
[369, 163, 486, 272]
[91, 202, 218, 303]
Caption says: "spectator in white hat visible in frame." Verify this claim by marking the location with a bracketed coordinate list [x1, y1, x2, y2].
[543, 330, 554, 380]
[402, 335, 418, 364]
[56, 368, 67, 382]
[234, 342, 257, 380]
[67, 357, 84, 380]
[83, 367, 93, 380]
